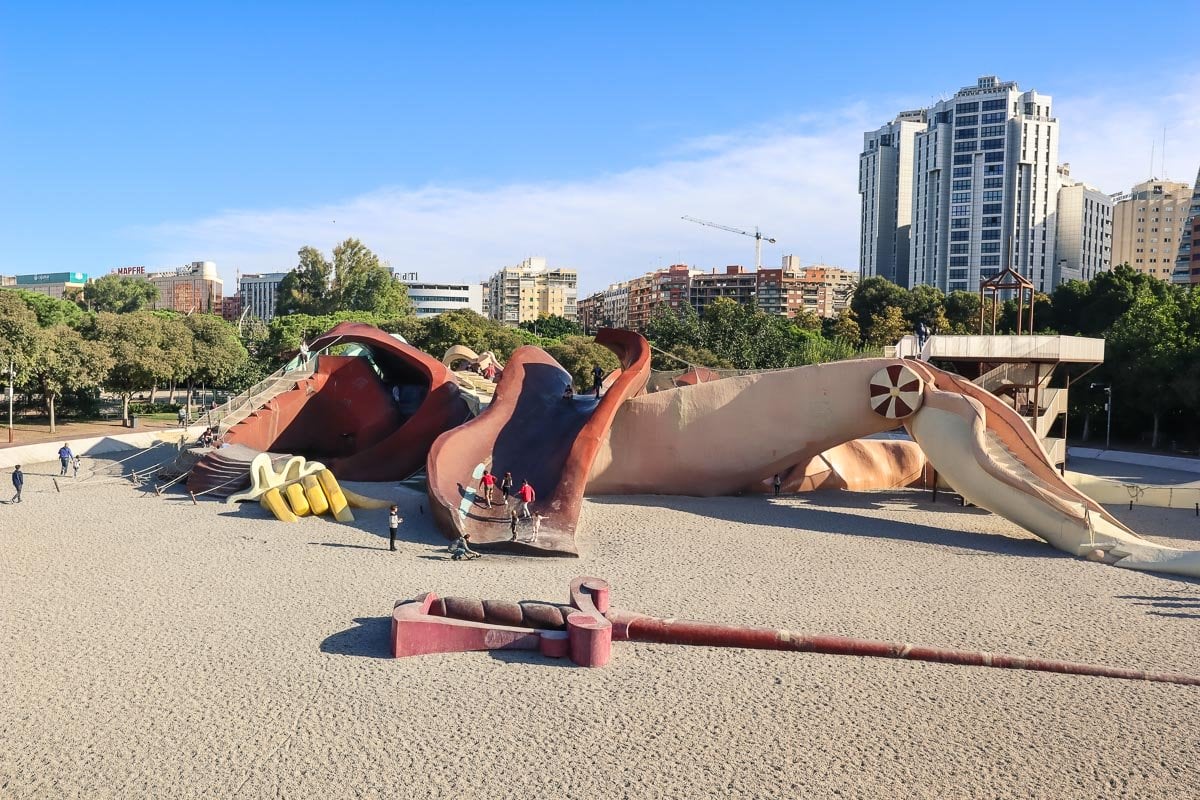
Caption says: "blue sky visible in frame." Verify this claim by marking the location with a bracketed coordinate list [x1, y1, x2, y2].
[2, 1, 1198, 293]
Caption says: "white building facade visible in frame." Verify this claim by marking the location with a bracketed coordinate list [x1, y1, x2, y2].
[909, 76, 1060, 293]
[399, 277, 485, 317]
[859, 110, 926, 285]
[239, 272, 288, 321]
[1054, 166, 1112, 284]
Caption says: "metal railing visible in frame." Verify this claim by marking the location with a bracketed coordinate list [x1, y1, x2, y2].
[188, 335, 345, 434]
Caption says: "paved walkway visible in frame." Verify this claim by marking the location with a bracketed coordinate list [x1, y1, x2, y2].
[0, 418, 182, 449]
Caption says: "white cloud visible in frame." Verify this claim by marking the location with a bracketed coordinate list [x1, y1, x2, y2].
[136, 108, 876, 294]
[134, 77, 1200, 296]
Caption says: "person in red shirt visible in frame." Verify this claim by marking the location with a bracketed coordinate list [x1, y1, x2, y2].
[516, 479, 536, 519]
[477, 469, 497, 508]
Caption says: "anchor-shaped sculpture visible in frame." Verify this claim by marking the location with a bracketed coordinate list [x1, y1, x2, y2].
[393, 577, 1200, 686]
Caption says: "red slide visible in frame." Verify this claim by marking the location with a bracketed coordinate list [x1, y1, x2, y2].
[426, 329, 650, 555]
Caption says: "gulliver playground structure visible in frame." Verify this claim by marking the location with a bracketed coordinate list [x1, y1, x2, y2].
[187, 321, 1200, 580]
[181, 321, 1200, 681]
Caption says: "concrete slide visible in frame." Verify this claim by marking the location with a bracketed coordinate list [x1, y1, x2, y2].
[425, 329, 650, 555]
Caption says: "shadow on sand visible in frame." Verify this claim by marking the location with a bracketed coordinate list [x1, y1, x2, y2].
[588, 490, 1057, 560]
[320, 616, 393, 659]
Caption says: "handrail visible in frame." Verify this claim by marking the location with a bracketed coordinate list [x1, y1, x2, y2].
[190, 335, 346, 432]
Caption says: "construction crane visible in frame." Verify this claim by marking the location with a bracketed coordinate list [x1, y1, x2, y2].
[681, 216, 776, 269]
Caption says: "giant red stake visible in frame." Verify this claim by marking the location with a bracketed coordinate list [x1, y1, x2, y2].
[390, 577, 1200, 686]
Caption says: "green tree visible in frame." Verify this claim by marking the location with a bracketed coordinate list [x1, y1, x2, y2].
[827, 308, 861, 345]
[0, 291, 40, 378]
[865, 305, 909, 348]
[1107, 288, 1187, 448]
[331, 238, 413, 317]
[903, 284, 945, 329]
[851, 277, 909, 344]
[276, 246, 333, 316]
[544, 336, 621, 389]
[82, 274, 160, 313]
[83, 312, 172, 421]
[184, 314, 248, 409]
[27, 325, 113, 432]
[944, 291, 981, 334]
[519, 314, 583, 339]
[13, 289, 85, 327]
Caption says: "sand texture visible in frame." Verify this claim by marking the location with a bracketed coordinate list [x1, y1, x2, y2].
[2, 453, 1199, 799]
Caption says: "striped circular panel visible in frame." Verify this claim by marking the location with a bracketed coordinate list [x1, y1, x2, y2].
[869, 363, 924, 419]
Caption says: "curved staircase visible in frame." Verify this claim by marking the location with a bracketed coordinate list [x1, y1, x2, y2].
[186, 443, 290, 498]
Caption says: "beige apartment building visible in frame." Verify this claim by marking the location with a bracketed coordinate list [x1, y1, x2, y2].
[110, 261, 224, 313]
[1111, 179, 1193, 279]
[485, 257, 579, 324]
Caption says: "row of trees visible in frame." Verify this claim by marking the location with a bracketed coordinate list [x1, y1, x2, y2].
[0, 291, 248, 430]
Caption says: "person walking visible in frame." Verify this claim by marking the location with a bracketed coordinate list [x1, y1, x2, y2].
[11, 465, 23, 503]
[477, 469, 496, 508]
[57, 444, 74, 477]
[72, 456, 81, 478]
[499, 471, 514, 503]
[177, 406, 188, 426]
[517, 479, 536, 520]
[509, 505, 519, 541]
[773, 474, 782, 496]
[591, 365, 604, 399]
[387, 505, 401, 551]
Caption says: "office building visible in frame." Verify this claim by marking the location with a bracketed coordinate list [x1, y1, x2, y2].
[239, 271, 289, 321]
[1, 271, 88, 299]
[909, 76, 1060, 293]
[1054, 164, 1112, 283]
[398, 276, 484, 317]
[1171, 167, 1200, 285]
[112, 261, 224, 314]
[859, 110, 927, 285]
[1111, 178, 1193, 280]
[485, 257, 578, 324]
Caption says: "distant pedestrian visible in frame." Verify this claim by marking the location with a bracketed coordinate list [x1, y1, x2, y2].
[450, 532, 480, 560]
[562, 383, 574, 401]
[773, 474, 782, 496]
[388, 504, 401, 551]
[916, 321, 930, 350]
[509, 505, 519, 541]
[592, 365, 604, 399]
[531, 513, 545, 543]
[57, 444, 73, 477]
[299, 339, 311, 364]
[477, 469, 496, 508]
[11, 466, 23, 503]
[177, 406, 188, 426]
[517, 479, 536, 519]
[72, 457, 81, 478]
[499, 471, 514, 502]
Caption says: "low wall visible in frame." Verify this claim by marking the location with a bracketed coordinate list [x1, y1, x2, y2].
[0, 426, 205, 470]
[1069, 447, 1200, 476]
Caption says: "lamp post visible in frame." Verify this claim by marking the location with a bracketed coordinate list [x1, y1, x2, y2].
[6, 358, 14, 444]
[1091, 383, 1112, 450]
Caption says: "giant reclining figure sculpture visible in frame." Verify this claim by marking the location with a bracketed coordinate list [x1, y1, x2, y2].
[427, 330, 1200, 578]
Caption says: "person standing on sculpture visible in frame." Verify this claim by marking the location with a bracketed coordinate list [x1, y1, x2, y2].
[477, 469, 497, 508]
[11, 466, 23, 503]
[57, 444, 74, 477]
[773, 474, 782, 496]
[388, 505, 401, 552]
[509, 505, 519, 541]
[499, 471, 514, 503]
[591, 365, 604, 399]
[517, 479, 536, 519]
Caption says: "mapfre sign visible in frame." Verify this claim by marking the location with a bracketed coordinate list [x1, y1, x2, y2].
[113, 266, 146, 276]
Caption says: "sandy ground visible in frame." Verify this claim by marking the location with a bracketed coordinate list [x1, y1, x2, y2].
[2, 452, 1199, 799]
